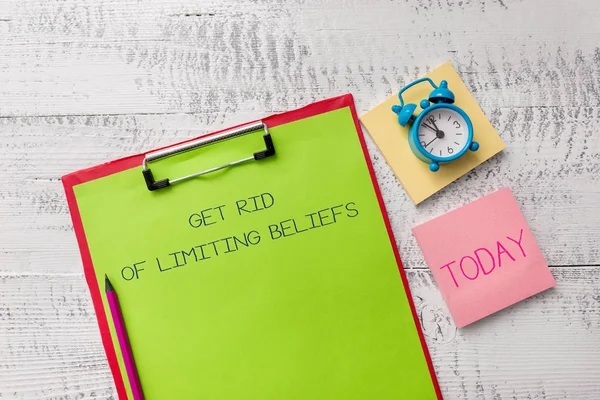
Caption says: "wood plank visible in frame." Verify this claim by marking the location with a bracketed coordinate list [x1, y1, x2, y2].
[0, 107, 598, 273]
[1, 268, 598, 398]
[0, 1, 599, 115]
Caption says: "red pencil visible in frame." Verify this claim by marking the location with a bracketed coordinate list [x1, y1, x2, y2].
[105, 275, 145, 400]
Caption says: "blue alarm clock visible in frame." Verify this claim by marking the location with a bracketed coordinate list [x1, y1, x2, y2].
[391, 78, 479, 172]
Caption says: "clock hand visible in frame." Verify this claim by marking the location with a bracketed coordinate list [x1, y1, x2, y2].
[424, 137, 438, 147]
[422, 123, 438, 133]
[430, 119, 441, 132]
[427, 118, 446, 139]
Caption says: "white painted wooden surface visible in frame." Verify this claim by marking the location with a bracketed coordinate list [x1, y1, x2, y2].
[1, 0, 599, 398]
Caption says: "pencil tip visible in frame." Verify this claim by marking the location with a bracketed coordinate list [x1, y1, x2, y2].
[105, 274, 114, 292]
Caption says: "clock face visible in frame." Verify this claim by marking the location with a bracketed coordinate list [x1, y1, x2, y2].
[417, 108, 469, 159]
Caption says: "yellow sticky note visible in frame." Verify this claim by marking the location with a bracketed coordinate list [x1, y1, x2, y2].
[360, 62, 505, 204]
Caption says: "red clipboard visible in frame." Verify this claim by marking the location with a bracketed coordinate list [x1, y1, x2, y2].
[63, 94, 442, 399]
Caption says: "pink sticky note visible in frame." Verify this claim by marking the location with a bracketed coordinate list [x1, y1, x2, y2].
[413, 188, 556, 327]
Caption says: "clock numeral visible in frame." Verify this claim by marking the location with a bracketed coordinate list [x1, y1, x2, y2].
[421, 141, 427, 147]
[453, 121, 461, 128]
[447, 146, 454, 154]
[427, 115, 435, 124]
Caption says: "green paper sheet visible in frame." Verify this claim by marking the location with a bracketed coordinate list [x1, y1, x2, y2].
[73, 107, 438, 399]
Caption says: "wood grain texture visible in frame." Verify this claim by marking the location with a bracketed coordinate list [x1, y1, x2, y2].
[1, 270, 599, 399]
[0, 0, 599, 398]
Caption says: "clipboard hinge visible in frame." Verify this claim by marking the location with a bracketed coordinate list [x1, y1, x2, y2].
[142, 169, 171, 191]
[142, 121, 275, 191]
[253, 133, 275, 160]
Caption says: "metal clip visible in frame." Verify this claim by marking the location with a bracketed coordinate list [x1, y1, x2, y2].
[142, 121, 275, 191]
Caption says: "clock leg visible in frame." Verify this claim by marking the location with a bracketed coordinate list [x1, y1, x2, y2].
[470, 141, 480, 152]
[429, 162, 440, 172]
